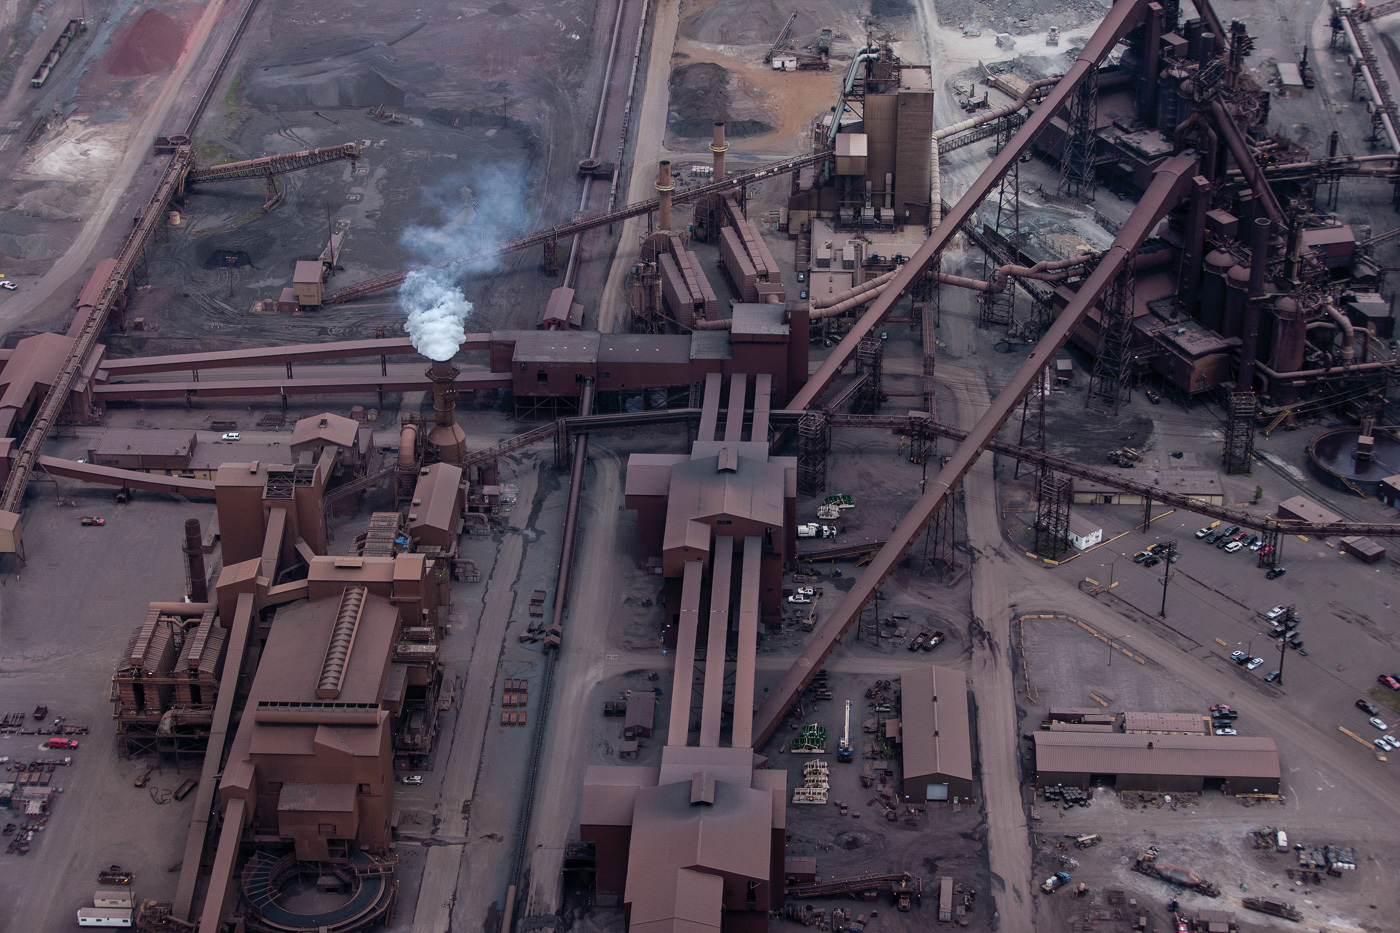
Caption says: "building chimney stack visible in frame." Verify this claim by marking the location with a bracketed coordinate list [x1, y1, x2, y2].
[183, 518, 208, 603]
[710, 122, 728, 180]
[426, 360, 468, 464]
[656, 160, 675, 232]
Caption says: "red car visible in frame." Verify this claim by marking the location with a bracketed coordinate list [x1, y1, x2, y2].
[1379, 675, 1400, 691]
[46, 737, 78, 749]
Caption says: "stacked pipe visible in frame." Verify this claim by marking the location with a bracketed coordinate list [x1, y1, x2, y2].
[656, 160, 675, 232]
[709, 122, 728, 179]
[426, 360, 467, 464]
[183, 518, 208, 604]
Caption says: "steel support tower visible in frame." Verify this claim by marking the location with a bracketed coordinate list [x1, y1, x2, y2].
[1034, 468, 1073, 558]
[853, 334, 884, 414]
[1058, 69, 1099, 200]
[797, 412, 830, 496]
[1085, 265, 1137, 412]
[1222, 391, 1257, 475]
[1015, 366, 1049, 479]
[921, 493, 958, 578]
[979, 119, 1020, 330]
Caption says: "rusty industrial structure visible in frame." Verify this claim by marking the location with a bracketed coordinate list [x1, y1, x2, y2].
[6, 0, 1400, 931]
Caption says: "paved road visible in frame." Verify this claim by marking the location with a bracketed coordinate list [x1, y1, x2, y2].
[950, 378, 1035, 931]
[411, 466, 538, 933]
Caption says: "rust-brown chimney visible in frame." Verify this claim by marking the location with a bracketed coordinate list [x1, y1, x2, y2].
[183, 517, 208, 603]
[426, 360, 467, 464]
[710, 122, 728, 179]
[656, 160, 675, 232]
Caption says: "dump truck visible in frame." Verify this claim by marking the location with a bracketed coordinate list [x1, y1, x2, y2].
[1133, 852, 1220, 896]
[1041, 871, 1071, 893]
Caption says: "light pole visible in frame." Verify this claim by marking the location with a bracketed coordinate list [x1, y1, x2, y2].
[1276, 605, 1296, 685]
[1158, 541, 1177, 617]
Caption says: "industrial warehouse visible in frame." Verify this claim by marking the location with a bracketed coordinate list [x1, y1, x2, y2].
[1, 0, 1400, 932]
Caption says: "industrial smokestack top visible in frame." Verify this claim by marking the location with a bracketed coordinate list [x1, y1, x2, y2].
[710, 122, 728, 179]
[426, 359, 468, 464]
[656, 160, 675, 232]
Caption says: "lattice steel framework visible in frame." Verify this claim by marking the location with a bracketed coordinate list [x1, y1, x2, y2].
[1034, 469, 1073, 558]
[920, 492, 959, 578]
[853, 334, 883, 414]
[1015, 366, 1049, 479]
[1257, 524, 1282, 568]
[1085, 266, 1137, 412]
[1059, 68, 1099, 200]
[797, 411, 830, 496]
[979, 122, 1020, 330]
[1222, 391, 1257, 475]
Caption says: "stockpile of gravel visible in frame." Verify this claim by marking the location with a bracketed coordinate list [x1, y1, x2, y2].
[667, 62, 774, 138]
[936, 0, 1109, 37]
[107, 9, 184, 76]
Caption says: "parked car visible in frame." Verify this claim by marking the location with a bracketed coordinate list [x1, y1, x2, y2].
[1230, 650, 1248, 664]
[1214, 727, 1237, 736]
[1266, 606, 1288, 621]
[1216, 536, 1233, 549]
[1222, 525, 1240, 537]
[1210, 704, 1234, 713]
[79, 516, 104, 526]
[1249, 540, 1264, 552]
[221, 432, 240, 441]
[1357, 698, 1380, 715]
[1265, 670, 1281, 683]
[1265, 567, 1287, 580]
[1370, 717, 1389, 731]
[1225, 541, 1243, 553]
[0, 281, 17, 291]
[1133, 550, 1153, 563]
[402, 774, 424, 786]
[1246, 657, 1264, 670]
[1379, 674, 1400, 691]
[1195, 526, 1212, 538]
[1288, 638, 1303, 651]
[787, 594, 811, 604]
[1204, 532, 1220, 544]
[1383, 735, 1400, 752]
[46, 737, 77, 749]
[1213, 709, 1239, 720]
[1143, 556, 1161, 568]
[1246, 534, 1259, 547]
[1376, 738, 1390, 752]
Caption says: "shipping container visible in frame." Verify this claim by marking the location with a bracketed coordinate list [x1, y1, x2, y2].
[77, 908, 133, 928]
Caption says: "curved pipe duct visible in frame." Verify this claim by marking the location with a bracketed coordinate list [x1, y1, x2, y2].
[398, 423, 419, 469]
[1322, 298, 1356, 362]
[1209, 98, 1286, 229]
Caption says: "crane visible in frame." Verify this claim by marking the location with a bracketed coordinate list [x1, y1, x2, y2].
[838, 699, 854, 762]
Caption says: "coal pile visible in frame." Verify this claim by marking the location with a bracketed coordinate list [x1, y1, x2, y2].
[667, 63, 773, 138]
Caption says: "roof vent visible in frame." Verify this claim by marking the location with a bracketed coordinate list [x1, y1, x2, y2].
[1147, 741, 1155, 749]
[690, 771, 716, 805]
[319, 418, 328, 426]
[717, 447, 739, 473]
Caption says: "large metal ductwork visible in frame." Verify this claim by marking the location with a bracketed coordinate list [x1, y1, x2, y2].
[1238, 217, 1270, 390]
[183, 518, 208, 604]
[426, 360, 467, 464]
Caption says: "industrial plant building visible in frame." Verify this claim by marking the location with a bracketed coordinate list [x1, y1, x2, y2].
[898, 666, 975, 803]
[1032, 732, 1281, 796]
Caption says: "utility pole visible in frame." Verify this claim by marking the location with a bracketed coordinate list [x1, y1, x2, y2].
[1277, 605, 1295, 685]
[1158, 540, 1176, 617]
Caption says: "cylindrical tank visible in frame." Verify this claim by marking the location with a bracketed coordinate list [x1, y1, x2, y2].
[710, 122, 728, 179]
[1223, 263, 1250, 338]
[1268, 296, 1306, 408]
[350, 404, 365, 421]
[168, 211, 181, 227]
[1200, 250, 1232, 331]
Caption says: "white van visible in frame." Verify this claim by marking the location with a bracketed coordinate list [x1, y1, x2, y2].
[1276, 829, 1289, 852]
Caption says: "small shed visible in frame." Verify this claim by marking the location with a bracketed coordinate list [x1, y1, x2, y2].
[1276, 62, 1305, 98]
[1277, 495, 1342, 535]
[292, 260, 325, 307]
[1066, 514, 1102, 551]
[1340, 536, 1386, 563]
[624, 694, 656, 739]
[785, 856, 818, 885]
[1379, 474, 1400, 510]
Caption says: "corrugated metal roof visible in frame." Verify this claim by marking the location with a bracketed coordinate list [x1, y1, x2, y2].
[580, 765, 660, 826]
[1277, 496, 1341, 525]
[92, 429, 196, 458]
[1033, 732, 1280, 779]
[900, 666, 973, 783]
[408, 462, 463, 537]
[625, 455, 687, 498]
[731, 304, 789, 336]
[1121, 712, 1208, 734]
[277, 782, 356, 812]
[291, 412, 359, 449]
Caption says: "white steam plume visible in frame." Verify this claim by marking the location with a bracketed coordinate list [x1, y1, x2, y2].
[400, 269, 473, 362]
[397, 165, 530, 359]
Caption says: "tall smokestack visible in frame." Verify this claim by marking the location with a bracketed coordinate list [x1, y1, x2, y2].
[656, 160, 674, 232]
[1239, 217, 1270, 391]
[710, 122, 728, 180]
[427, 360, 467, 464]
[183, 518, 208, 604]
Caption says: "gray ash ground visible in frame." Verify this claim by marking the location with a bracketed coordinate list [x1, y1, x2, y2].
[667, 63, 775, 138]
[935, 0, 1109, 37]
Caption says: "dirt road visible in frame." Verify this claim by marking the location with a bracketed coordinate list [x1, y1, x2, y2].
[520, 447, 625, 918]
[950, 378, 1035, 931]
[597, 0, 680, 333]
[411, 465, 539, 933]
[2, 0, 232, 332]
